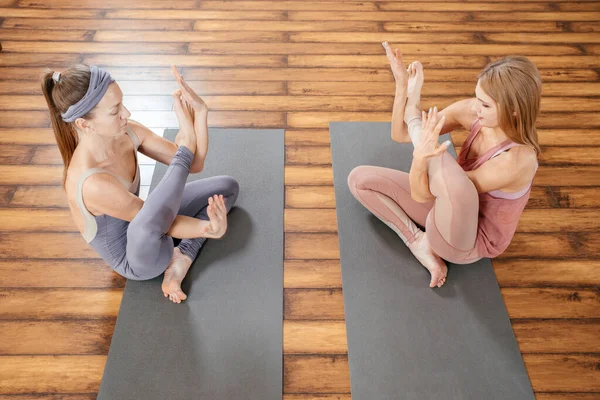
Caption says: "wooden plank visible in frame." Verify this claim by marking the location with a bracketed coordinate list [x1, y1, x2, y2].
[118, 81, 287, 95]
[383, 21, 566, 32]
[516, 210, 600, 232]
[286, 185, 600, 210]
[285, 209, 337, 233]
[83, 54, 287, 67]
[285, 289, 345, 320]
[486, 32, 600, 44]
[31, 146, 71, 165]
[571, 22, 600, 33]
[10, 186, 68, 208]
[288, 81, 600, 97]
[0, 166, 62, 185]
[95, 30, 286, 43]
[0, 145, 34, 164]
[494, 259, 600, 287]
[0, 81, 44, 95]
[283, 396, 351, 400]
[503, 288, 600, 319]
[194, 20, 380, 31]
[283, 208, 600, 233]
[379, 2, 550, 11]
[285, 165, 600, 187]
[0, 233, 97, 259]
[513, 320, 600, 353]
[195, 1, 377, 11]
[2, 18, 193, 30]
[501, 233, 600, 258]
[181, 67, 598, 82]
[284, 260, 342, 288]
[0, 320, 116, 355]
[288, 55, 489, 68]
[105, 9, 285, 20]
[285, 233, 339, 260]
[451, 129, 600, 147]
[287, 111, 600, 129]
[0, 67, 183, 81]
[0, 289, 122, 319]
[284, 321, 347, 354]
[287, 112, 390, 129]
[288, 11, 600, 22]
[0, 187, 16, 207]
[0, 29, 92, 41]
[285, 166, 334, 186]
[283, 287, 600, 320]
[287, 146, 331, 164]
[0, 356, 105, 394]
[5, 94, 599, 114]
[284, 355, 351, 393]
[282, 354, 600, 394]
[0, 209, 78, 231]
[0, 8, 99, 18]
[17, 0, 196, 7]
[0, 112, 49, 128]
[528, 187, 600, 209]
[286, 186, 335, 209]
[0, 395, 96, 400]
[285, 231, 600, 260]
[0, 260, 123, 288]
[1, 41, 187, 54]
[188, 42, 580, 56]
[524, 354, 600, 392]
[287, 145, 600, 166]
[127, 111, 285, 128]
[0, 53, 82, 67]
[536, 395, 600, 400]
[285, 130, 330, 146]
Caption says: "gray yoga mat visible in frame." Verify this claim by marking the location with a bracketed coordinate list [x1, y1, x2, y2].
[98, 129, 284, 400]
[330, 122, 534, 400]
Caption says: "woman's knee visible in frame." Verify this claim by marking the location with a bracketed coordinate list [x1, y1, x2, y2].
[348, 165, 376, 194]
[218, 175, 240, 209]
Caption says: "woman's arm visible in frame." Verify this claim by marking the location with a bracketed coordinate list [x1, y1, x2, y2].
[409, 157, 435, 202]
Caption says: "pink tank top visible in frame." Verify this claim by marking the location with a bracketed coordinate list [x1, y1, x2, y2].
[457, 119, 539, 258]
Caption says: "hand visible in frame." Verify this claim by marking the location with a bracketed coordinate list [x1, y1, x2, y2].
[200, 195, 228, 239]
[382, 41, 408, 88]
[412, 107, 452, 161]
[171, 65, 208, 113]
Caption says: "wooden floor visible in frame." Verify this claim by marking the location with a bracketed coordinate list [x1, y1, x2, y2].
[1, 0, 599, 398]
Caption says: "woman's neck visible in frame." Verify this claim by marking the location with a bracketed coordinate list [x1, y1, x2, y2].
[77, 130, 122, 164]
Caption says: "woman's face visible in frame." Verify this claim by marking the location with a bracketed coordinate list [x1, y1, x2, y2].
[77, 82, 131, 137]
[471, 80, 499, 128]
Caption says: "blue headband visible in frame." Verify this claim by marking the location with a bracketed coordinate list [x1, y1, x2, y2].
[61, 65, 115, 123]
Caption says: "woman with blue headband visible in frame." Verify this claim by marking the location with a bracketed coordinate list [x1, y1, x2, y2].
[41, 64, 239, 304]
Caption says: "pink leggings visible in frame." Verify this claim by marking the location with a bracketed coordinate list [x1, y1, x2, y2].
[347, 124, 482, 264]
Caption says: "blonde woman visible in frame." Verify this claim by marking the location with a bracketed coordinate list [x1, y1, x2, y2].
[348, 43, 540, 288]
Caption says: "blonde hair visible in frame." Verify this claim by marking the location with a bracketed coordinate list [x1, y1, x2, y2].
[478, 56, 542, 156]
[41, 64, 95, 187]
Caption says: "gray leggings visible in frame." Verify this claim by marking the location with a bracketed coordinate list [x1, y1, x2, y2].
[121, 146, 239, 280]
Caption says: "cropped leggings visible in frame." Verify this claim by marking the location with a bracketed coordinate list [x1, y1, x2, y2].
[347, 119, 482, 265]
[117, 146, 239, 280]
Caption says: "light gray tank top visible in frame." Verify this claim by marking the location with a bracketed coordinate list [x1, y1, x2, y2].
[75, 125, 141, 244]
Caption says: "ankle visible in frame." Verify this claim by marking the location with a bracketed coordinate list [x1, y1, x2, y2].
[404, 105, 421, 124]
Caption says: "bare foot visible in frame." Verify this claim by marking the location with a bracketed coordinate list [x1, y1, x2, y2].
[407, 231, 448, 288]
[406, 61, 424, 116]
[406, 61, 425, 116]
[161, 247, 193, 303]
